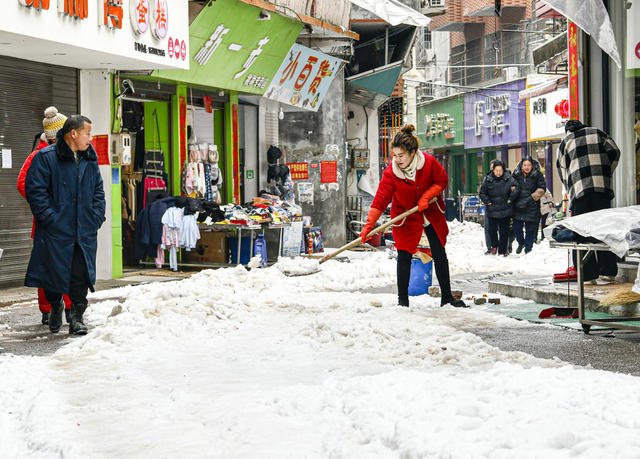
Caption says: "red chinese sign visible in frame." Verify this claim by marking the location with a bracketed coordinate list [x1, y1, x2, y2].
[320, 161, 337, 183]
[19, 0, 50, 9]
[151, 0, 168, 40]
[129, 0, 149, 34]
[286, 162, 309, 180]
[91, 135, 110, 166]
[59, 0, 88, 19]
[232, 103, 240, 203]
[568, 21, 579, 120]
[179, 96, 187, 194]
[101, 0, 123, 29]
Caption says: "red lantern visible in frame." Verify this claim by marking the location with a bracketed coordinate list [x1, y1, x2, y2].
[555, 100, 570, 119]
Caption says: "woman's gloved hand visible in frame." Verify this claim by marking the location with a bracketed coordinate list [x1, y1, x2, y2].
[418, 184, 444, 212]
[360, 207, 383, 244]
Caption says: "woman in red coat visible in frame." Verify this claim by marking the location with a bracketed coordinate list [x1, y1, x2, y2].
[360, 125, 467, 308]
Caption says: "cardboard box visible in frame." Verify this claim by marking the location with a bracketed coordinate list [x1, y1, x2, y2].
[183, 231, 228, 264]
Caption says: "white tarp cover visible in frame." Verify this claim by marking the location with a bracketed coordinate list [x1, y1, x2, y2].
[540, 0, 621, 69]
[350, 0, 431, 26]
[544, 206, 640, 258]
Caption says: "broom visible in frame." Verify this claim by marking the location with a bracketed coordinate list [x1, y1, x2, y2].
[599, 287, 640, 306]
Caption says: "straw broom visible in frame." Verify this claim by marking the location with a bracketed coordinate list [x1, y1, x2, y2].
[599, 287, 640, 306]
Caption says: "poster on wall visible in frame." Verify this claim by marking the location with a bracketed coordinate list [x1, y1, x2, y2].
[528, 87, 570, 141]
[92, 135, 110, 166]
[287, 162, 309, 180]
[264, 43, 343, 111]
[297, 182, 314, 205]
[320, 161, 338, 183]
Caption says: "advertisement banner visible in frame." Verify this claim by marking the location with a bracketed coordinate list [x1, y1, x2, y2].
[264, 43, 342, 111]
[568, 21, 580, 119]
[287, 162, 309, 180]
[463, 79, 527, 149]
[528, 87, 570, 141]
[628, 2, 640, 69]
[416, 95, 464, 149]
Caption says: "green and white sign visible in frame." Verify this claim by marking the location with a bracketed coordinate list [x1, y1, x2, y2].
[417, 95, 464, 149]
[153, 0, 302, 94]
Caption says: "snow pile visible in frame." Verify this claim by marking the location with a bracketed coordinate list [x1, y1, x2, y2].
[1, 224, 638, 457]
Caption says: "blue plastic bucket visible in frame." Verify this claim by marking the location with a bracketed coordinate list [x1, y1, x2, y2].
[408, 258, 433, 296]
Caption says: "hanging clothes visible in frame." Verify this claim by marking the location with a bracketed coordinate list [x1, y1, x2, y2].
[179, 213, 200, 251]
[143, 177, 166, 208]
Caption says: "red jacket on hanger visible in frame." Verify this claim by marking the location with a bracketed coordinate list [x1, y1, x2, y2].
[371, 152, 449, 253]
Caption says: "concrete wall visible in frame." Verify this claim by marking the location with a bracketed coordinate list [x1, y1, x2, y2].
[278, 73, 347, 247]
[79, 70, 112, 280]
[242, 105, 259, 200]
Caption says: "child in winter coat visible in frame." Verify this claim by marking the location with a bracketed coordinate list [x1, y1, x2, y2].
[360, 124, 467, 308]
[479, 160, 519, 256]
[538, 189, 554, 241]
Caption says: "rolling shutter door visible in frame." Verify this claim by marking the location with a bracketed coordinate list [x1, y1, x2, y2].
[0, 56, 78, 288]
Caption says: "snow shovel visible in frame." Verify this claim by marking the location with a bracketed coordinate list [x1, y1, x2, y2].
[320, 198, 436, 265]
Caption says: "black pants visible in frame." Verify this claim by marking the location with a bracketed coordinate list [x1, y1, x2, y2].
[571, 191, 618, 280]
[513, 220, 538, 252]
[397, 225, 453, 305]
[45, 244, 90, 306]
[488, 217, 510, 254]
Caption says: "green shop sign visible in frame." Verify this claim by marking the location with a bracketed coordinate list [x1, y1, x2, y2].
[417, 95, 464, 149]
[153, 0, 302, 94]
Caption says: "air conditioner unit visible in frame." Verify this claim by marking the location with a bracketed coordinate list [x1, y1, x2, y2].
[430, 0, 445, 7]
[503, 66, 519, 81]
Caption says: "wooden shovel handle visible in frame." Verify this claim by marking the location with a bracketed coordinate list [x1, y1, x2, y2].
[319, 205, 422, 265]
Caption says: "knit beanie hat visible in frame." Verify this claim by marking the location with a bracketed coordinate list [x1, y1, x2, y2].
[42, 106, 68, 140]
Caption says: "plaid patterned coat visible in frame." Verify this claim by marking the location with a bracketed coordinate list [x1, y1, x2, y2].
[556, 126, 620, 204]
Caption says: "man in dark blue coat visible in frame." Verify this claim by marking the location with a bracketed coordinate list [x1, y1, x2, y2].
[24, 115, 105, 335]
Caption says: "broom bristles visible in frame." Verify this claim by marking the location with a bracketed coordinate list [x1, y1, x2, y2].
[599, 288, 640, 306]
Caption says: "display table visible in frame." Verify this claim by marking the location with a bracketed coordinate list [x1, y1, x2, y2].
[199, 223, 262, 265]
[550, 241, 640, 334]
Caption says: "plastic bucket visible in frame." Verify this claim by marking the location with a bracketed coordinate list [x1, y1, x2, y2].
[408, 258, 433, 296]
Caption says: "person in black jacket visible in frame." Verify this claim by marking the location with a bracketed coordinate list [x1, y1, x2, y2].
[479, 161, 519, 256]
[512, 158, 546, 254]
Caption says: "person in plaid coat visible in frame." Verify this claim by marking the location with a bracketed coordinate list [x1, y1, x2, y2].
[556, 119, 621, 281]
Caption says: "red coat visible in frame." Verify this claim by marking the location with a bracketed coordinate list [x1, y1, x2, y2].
[371, 152, 449, 253]
[17, 139, 49, 238]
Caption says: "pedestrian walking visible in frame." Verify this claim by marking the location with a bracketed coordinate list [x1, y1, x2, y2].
[557, 119, 621, 282]
[360, 124, 467, 308]
[24, 115, 105, 335]
[16, 107, 72, 326]
[479, 160, 519, 256]
[482, 159, 499, 254]
[538, 189, 554, 242]
[512, 158, 546, 254]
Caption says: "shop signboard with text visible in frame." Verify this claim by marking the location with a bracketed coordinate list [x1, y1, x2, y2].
[416, 95, 463, 149]
[153, 0, 302, 95]
[7, 0, 188, 70]
[463, 79, 527, 149]
[264, 44, 342, 111]
[527, 87, 569, 141]
[627, 2, 640, 69]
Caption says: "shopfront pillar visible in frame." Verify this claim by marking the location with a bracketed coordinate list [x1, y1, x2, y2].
[172, 84, 188, 196]
[545, 141, 553, 193]
[225, 91, 240, 204]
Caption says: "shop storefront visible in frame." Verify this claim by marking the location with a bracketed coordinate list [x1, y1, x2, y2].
[0, 0, 189, 287]
[416, 95, 470, 197]
[526, 81, 570, 202]
[463, 79, 528, 181]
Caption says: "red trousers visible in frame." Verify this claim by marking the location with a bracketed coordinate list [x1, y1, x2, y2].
[37, 288, 71, 313]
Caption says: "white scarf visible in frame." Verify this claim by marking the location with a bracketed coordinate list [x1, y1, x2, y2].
[392, 151, 425, 181]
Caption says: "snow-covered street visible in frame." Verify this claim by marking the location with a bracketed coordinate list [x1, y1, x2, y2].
[3, 222, 640, 458]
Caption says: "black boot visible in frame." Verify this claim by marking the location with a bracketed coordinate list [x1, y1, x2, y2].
[441, 297, 469, 308]
[41, 312, 49, 325]
[69, 303, 88, 335]
[65, 308, 71, 324]
[398, 294, 409, 307]
[49, 298, 64, 333]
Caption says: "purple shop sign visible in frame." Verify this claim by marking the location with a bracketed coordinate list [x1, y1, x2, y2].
[463, 79, 527, 149]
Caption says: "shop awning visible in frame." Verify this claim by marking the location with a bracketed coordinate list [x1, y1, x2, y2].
[540, 0, 621, 69]
[345, 61, 403, 108]
[349, 0, 431, 27]
[518, 76, 568, 101]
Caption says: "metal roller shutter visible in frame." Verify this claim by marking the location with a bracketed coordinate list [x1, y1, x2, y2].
[0, 56, 78, 288]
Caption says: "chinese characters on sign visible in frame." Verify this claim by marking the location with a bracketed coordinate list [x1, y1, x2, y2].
[320, 161, 337, 184]
[234, 36, 269, 79]
[59, 0, 88, 19]
[286, 162, 309, 180]
[528, 87, 569, 141]
[100, 0, 123, 29]
[264, 43, 341, 111]
[474, 94, 511, 137]
[150, 0, 168, 40]
[19, 0, 50, 9]
[424, 113, 455, 138]
[129, 0, 149, 34]
[568, 21, 579, 120]
[194, 24, 230, 65]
